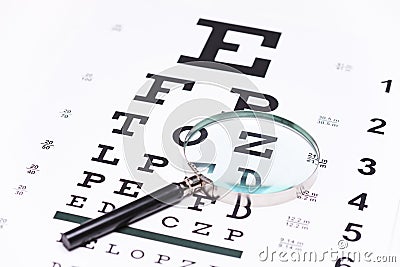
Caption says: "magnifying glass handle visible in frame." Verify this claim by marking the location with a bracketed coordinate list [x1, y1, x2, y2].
[61, 175, 204, 251]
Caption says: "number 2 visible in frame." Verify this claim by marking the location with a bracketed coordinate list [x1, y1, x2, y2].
[367, 118, 386, 135]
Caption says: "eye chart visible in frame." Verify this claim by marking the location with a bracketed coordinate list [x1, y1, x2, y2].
[0, 1, 399, 267]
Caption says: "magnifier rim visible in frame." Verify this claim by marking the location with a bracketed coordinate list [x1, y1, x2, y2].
[183, 110, 320, 207]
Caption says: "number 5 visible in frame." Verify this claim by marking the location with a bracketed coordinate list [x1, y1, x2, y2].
[343, 223, 363, 242]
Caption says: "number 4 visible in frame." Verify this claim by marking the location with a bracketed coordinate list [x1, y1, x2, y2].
[348, 193, 368, 211]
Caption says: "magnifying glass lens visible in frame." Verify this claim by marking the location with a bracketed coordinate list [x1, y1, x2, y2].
[183, 111, 319, 206]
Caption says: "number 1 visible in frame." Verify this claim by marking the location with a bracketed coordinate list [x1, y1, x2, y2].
[381, 80, 392, 93]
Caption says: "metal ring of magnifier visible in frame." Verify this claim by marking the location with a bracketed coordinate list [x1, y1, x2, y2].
[183, 110, 320, 207]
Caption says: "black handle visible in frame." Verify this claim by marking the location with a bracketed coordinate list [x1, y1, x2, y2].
[61, 183, 185, 250]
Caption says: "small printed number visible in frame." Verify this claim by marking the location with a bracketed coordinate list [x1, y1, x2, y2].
[358, 158, 376, 175]
[343, 223, 363, 242]
[348, 193, 368, 211]
[367, 118, 386, 135]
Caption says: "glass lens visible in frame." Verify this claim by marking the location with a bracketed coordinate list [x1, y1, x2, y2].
[183, 111, 319, 206]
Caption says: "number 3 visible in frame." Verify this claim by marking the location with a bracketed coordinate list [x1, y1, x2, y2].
[358, 158, 376, 175]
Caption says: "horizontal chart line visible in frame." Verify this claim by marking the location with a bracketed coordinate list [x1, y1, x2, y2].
[54, 211, 242, 258]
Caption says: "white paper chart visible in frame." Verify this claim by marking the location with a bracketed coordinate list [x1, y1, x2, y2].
[1, 1, 399, 266]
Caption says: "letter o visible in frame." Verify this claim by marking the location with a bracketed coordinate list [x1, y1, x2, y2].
[131, 249, 144, 259]
[172, 126, 208, 147]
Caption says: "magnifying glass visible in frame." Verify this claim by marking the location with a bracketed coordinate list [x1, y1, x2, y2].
[61, 109, 319, 250]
